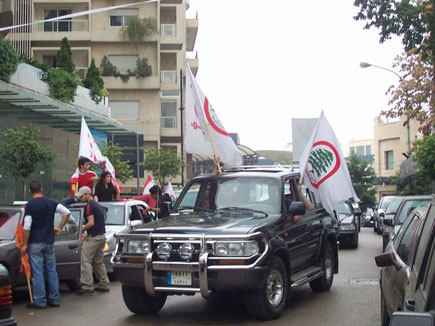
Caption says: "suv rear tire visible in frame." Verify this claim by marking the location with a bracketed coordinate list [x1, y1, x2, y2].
[65, 278, 81, 291]
[310, 242, 334, 292]
[122, 285, 167, 315]
[245, 256, 288, 320]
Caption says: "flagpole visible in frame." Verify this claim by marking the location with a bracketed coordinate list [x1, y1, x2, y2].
[204, 122, 222, 174]
[179, 68, 184, 187]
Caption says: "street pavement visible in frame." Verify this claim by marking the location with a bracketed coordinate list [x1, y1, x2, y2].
[12, 227, 384, 326]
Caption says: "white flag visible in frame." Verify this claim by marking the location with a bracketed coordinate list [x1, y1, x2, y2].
[185, 64, 243, 167]
[79, 116, 105, 164]
[299, 111, 359, 217]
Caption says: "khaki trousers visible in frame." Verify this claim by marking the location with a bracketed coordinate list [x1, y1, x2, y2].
[80, 234, 109, 290]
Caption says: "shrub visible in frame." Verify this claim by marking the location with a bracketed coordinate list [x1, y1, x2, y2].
[0, 38, 19, 82]
[121, 17, 157, 44]
[43, 68, 78, 102]
[84, 58, 104, 103]
[56, 37, 75, 73]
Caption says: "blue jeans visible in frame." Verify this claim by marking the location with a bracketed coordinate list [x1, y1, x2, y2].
[28, 243, 60, 306]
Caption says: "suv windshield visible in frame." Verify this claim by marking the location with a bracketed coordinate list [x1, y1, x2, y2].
[397, 199, 431, 224]
[175, 177, 280, 215]
[386, 197, 403, 215]
[0, 210, 21, 240]
[380, 197, 393, 210]
[100, 204, 125, 225]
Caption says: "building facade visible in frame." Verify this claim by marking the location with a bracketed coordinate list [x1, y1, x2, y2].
[1, 0, 198, 190]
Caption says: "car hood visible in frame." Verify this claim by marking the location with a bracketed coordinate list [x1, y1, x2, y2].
[133, 212, 278, 235]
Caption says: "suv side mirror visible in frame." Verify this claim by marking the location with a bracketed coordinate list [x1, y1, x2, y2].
[375, 252, 401, 270]
[288, 202, 305, 223]
[383, 218, 393, 226]
[130, 220, 142, 228]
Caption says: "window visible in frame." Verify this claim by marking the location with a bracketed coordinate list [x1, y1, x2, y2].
[385, 150, 394, 170]
[44, 9, 72, 32]
[54, 211, 79, 240]
[356, 146, 364, 156]
[397, 199, 431, 224]
[349, 147, 355, 155]
[107, 55, 138, 74]
[109, 9, 138, 26]
[395, 214, 420, 265]
[42, 56, 57, 68]
[366, 145, 371, 156]
[110, 101, 139, 120]
[161, 101, 177, 128]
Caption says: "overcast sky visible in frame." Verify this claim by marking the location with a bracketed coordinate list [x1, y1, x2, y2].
[185, 1, 404, 153]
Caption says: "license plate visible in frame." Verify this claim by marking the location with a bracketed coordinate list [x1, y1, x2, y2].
[167, 271, 192, 286]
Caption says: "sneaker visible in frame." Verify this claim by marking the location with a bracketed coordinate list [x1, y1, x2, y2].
[95, 287, 110, 293]
[27, 303, 47, 309]
[47, 301, 60, 308]
[76, 288, 94, 295]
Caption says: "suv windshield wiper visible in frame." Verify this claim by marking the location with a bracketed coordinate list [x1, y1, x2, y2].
[216, 207, 268, 217]
[177, 206, 214, 213]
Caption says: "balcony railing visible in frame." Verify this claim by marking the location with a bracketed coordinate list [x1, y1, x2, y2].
[161, 24, 176, 37]
[36, 19, 89, 32]
[161, 70, 176, 83]
[161, 116, 176, 129]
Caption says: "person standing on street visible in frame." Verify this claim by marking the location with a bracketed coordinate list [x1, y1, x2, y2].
[22, 180, 71, 309]
[75, 186, 110, 295]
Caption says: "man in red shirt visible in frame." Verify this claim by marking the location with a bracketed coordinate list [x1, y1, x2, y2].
[61, 157, 99, 207]
[131, 185, 161, 215]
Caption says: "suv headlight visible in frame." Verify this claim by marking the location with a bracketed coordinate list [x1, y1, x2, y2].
[126, 240, 150, 254]
[340, 224, 355, 231]
[214, 241, 259, 257]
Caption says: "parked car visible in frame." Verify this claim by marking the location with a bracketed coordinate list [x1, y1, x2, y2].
[375, 204, 431, 326]
[381, 196, 404, 251]
[336, 200, 359, 248]
[351, 202, 362, 232]
[112, 167, 339, 320]
[0, 263, 16, 326]
[97, 200, 153, 276]
[0, 204, 84, 291]
[401, 197, 435, 314]
[374, 196, 394, 234]
[382, 195, 432, 251]
[363, 208, 374, 227]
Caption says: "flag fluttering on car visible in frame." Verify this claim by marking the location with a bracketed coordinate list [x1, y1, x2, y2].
[185, 64, 243, 167]
[299, 111, 359, 217]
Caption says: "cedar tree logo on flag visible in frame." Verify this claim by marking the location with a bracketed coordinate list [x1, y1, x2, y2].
[305, 141, 340, 188]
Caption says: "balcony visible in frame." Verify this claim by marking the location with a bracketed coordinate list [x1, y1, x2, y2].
[186, 18, 198, 51]
[32, 19, 90, 41]
[102, 75, 160, 90]
[33, 0, 89, 2]
[187, 58, 198, 76]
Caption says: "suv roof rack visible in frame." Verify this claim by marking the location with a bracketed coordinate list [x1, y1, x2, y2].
[222, 164, 299, 173]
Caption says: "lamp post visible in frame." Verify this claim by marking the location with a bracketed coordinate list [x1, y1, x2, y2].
[360, 61, 412, 194]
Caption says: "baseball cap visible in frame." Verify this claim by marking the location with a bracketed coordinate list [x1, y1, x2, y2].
[75, 186, 91, 198]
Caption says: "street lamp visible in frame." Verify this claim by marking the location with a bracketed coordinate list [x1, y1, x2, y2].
[360, 61, 413, 193]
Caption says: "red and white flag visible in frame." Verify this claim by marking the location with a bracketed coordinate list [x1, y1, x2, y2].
[299, 111, 359, 217]
[70, 116, 121, 190]
[142, 174, 156, 195]
[185, 64, 243, 167]
[165, 182, 177, 205]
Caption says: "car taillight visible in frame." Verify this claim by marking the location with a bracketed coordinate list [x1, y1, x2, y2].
[0, 285, 12, 307]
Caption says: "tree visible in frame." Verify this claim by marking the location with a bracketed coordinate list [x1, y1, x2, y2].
[0, 37, 19, 83]
[384, 50, 434, 134]
[83, 58, 105, 104]
[354, 0, 434, 133]
[89, 142, 134, 183]
[353, 0, 434, 63]
[346, 153, 377, 212]
[393, 173, 432, 195]
[413, 135, 435, 189]
[0, 125, 56, 199]
[142, 149, 185, 185]
[56, 37, 75, 73]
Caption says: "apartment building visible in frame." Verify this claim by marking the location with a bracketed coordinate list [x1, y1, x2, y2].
[0, 0, 198, 189]
[349, 115, 422, 199]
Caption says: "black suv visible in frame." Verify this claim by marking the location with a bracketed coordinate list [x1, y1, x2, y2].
[112, 167, 339, 320]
